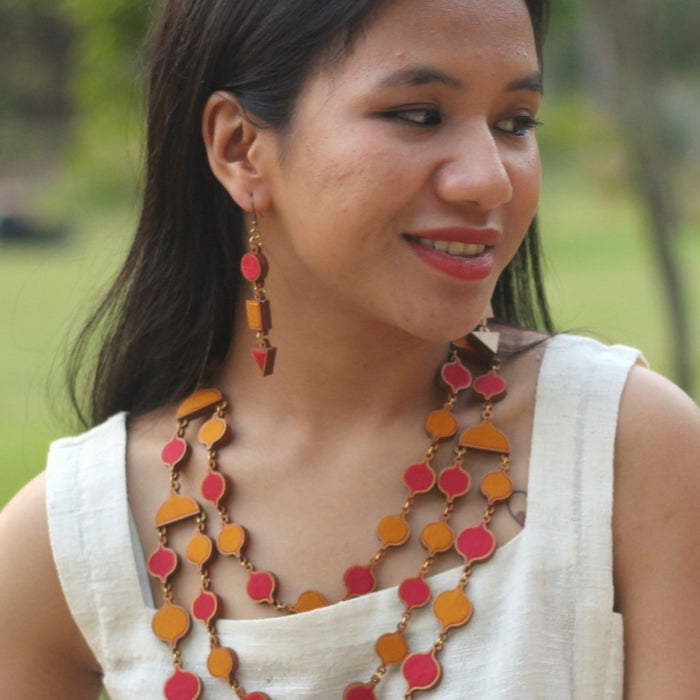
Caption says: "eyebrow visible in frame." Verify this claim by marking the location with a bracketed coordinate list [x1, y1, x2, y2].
[376, 67, 463, 90]
[507, 72, 543, 94]
[376, 66, 543, 94]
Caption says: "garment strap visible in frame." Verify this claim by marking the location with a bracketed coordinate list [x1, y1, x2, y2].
[46, 413, 159, 674]
[528, 334, 642, 696]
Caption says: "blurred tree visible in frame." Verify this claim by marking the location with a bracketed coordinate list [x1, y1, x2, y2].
[573, 0, 695, 391]
[0, 0, 73, 157]
[57, 0, 152, 119]
[53, 0, 153, 204]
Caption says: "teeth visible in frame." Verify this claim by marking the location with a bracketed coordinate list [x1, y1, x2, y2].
[416, 237, 486, 257]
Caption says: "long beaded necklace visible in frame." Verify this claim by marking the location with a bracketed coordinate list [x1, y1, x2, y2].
[148, 332, 513, 699]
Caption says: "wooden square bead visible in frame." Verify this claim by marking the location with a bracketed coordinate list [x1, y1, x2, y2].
[246, 299, 271, 331]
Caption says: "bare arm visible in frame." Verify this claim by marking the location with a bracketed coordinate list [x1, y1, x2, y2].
[0, 473, 103, 699]
[614, 366, 700, 699]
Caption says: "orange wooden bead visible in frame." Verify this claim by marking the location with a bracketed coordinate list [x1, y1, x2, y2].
[217, 523, 247, 556]
[377, 514, 410, 547]
[480, 470, 513, 504]
[199, 415, 228, 450]
[152, 602, 190, 647]
[186, 532, 213, 569]
[375, 631, 409, 666]
[425, 409, 458, 440]
[207, 646, 238, 680]
[433, 587, 473, 632]
[420, 520, 454, 554]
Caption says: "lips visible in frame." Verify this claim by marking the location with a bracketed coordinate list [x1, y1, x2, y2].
[403, 227, 501, 282]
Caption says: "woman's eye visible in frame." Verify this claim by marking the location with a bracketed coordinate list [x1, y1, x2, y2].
[381, 107, 442, 126]
[495, 115, 543, 136]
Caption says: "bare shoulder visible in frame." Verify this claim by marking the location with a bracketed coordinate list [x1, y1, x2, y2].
[613, 365, 700, 698]
[617, 363, 700, 448]
[0, 472, 103, 698]
[615, 366, 700, 527]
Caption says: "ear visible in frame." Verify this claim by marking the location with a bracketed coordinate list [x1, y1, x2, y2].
[202, 92, 272, 212]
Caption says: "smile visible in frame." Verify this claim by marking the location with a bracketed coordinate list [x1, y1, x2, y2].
[407, 236, 488, 258]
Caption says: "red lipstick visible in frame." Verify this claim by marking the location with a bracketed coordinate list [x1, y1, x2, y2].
[404, 227, 501, 282]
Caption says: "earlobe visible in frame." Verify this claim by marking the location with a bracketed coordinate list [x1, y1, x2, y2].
[202, 92, 271, 212]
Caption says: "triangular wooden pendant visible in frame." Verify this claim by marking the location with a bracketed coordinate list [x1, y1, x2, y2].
[251, 346, 276, 376]
[453, 329, 500, 361]
[471, 329, 500, 355]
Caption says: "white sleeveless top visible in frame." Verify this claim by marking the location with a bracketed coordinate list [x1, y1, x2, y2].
[46, 335, 640, 699]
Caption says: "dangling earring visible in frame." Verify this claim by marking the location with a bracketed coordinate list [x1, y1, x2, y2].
[454, 303, 500, 361]
[240, 208, 276, 376]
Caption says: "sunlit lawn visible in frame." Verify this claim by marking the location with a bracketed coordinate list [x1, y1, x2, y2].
[1, 166, 698, 508]
[1, 205, 133, 503]
[541, 169, 700, 381]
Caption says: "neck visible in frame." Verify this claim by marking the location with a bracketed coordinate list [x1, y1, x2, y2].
[215, 300, 452, 429]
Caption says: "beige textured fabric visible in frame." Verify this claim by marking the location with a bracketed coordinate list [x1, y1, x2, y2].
[46, 334, 640, 698]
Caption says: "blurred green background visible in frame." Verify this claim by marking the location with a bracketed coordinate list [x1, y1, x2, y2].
[1, 0, 699, 509]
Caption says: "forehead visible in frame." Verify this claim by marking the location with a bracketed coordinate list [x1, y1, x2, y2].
[331, 0, 538, 82]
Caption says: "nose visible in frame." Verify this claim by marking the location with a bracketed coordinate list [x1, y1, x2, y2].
[434, 123, 513, 211]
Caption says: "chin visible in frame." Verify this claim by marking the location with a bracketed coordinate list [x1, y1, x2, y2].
[396, 301, 493, 344]
[398, 318, 485, 345]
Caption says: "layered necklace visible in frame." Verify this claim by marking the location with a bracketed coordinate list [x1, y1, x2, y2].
[148, 327, 514, 699]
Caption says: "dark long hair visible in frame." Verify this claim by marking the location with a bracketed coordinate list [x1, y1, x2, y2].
[67, 0, 552, 427]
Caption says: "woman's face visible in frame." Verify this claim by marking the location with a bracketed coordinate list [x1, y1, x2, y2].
[256, 0, 542, 342]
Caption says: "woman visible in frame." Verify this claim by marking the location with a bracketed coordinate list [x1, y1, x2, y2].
[0, 0, 698, 697]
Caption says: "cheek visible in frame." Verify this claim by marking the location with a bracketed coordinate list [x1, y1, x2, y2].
[307, 143, 416, 233]
[511, 149, 541, 222]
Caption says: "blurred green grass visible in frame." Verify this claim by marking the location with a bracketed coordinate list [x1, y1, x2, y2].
[1, 164, 698, 509]
[1, 204, 133, 504]
[541, 169, 699, 379]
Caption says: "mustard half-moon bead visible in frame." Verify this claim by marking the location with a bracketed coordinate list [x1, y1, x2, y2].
[155, 491, 200, 527]
[459, 418, 510, 453]
[176, 388, 223, 419]
[294, 590, 329, 612]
